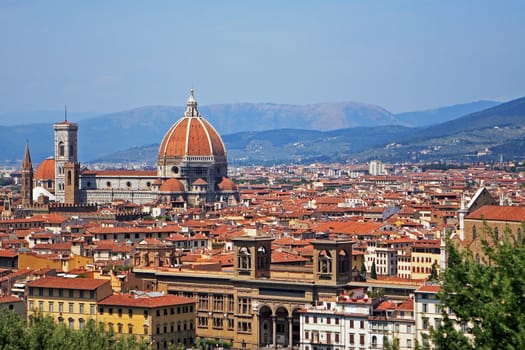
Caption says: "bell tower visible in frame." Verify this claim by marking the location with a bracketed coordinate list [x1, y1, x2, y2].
[232, 228, 273, 279]
[312, 239, 354, 285]
[21, 143, 33, 207]
[64, 162, 80, 205]
[54, 111, 78, 203]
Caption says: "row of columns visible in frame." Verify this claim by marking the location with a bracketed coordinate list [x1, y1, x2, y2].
[260, 315, 293, 348]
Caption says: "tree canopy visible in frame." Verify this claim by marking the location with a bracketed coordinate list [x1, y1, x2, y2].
[433, 223, 525, 349]
[0, 312, 152, 350]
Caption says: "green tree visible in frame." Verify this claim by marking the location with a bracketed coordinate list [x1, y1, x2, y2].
[360, 262, 367, 279]
[428, 261, 439, 281]
[383, 335, 400, 350]
[371, 259, 377, 279]
[433, 224, 525, 349]
[27, 312, 57, 350]
[0, 310, 28, 349]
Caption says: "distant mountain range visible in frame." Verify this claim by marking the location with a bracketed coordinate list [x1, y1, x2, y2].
[395, 100, 499, 127]
[0, 110, 100, 126]
[2, 97, 522, 167]
[90, 97, 525, 165]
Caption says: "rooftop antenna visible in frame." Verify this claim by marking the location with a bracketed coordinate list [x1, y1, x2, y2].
[64, 105, 68, 122]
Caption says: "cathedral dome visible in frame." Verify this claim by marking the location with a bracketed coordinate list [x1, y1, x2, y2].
[217, 177, 237, 191]
[158, 89, 226, 159]
[159, 178, 185, 192]
[34, 157, 55, 180]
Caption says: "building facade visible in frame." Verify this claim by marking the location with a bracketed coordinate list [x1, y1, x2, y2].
[28, 90, 239, 209]
[97, 292, 196, 350]
[26, 276, 113, 329]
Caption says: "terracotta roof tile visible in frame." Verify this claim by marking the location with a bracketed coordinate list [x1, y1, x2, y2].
[98, 293, 195, 308]
[27, 276, 110, 290]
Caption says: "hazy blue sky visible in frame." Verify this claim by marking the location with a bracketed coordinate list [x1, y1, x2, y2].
[1, 0, 524, 115]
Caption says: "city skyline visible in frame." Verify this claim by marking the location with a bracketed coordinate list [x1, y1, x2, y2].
[1, 0, 524, 118]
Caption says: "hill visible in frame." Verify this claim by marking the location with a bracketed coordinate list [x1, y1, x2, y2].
[395, 100, 500, 127]
[1, 97, 523, 167]
[0, 101, 401, 164]
[357, 96, 525, 162]
[91, 96, 525, 165]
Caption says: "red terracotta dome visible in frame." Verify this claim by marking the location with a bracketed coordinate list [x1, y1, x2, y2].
[34, 157, 55, 180]
[193, 178, 208, 185]
[159, 178, 185, 192]
[217, 177, 237, 191]
[158, 90, 226, 159]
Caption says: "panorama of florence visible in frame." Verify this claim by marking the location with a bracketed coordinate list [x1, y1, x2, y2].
[1, 2, 525, 350]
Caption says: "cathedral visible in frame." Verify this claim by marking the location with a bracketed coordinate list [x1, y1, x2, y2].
[22, 90, 239, 209]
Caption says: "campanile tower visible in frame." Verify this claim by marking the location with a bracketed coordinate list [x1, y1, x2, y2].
[54, 115, 78, 203]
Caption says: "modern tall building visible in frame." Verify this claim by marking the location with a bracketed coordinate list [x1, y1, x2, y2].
[28, 90, 239, 209]
[369, 160, 387, 176]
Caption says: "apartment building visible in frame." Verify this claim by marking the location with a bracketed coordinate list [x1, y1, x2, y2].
[97, 292, 196, 350]
[26, 276, 112, 329]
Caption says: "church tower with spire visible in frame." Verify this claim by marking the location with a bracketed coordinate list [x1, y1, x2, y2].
[54, 110, 79, 203]
[21, 143, 34, 207]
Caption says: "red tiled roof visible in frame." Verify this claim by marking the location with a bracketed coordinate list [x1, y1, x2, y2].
[98, 293, 194, 308]
[159, 113, 225, 158]
[396, 298, 414, 311]
[159, 178, 185, 192]
[466, 205, 525, 222]
[34, 158, 55, 180]
[27, 276, 110, 290]
[0, 296, 23, 304]
[415, 284, 441, 293]
[0, 249, 18, 258]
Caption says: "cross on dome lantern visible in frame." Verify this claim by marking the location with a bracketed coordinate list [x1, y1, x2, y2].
[185, 88, 199, 117]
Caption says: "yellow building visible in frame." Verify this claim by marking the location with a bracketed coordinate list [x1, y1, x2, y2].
[19, 252, 93, 273]
[97, 292, 196, 350]
[26, 276, 112, 329]
[411, 240, 441, 280]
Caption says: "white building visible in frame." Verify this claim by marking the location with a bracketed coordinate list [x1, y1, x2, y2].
[369, 160, 387, 176]
[300, 289, 376, 350]
[414, 283, 441, 349]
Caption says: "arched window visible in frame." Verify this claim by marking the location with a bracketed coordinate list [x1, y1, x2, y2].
[58, 142, 65, 156]
[472, 225, 477, 240]
[494, 227, 499, 241]
[68, 318, 74, 329]
[67, 170, 72, 186]
[79, 318, 85, 329]
[318, 250, 332, 274]
[518, 228, 522, 242]
[338, 249, 349, 274]
[372, 336, 378, 347]
[257, 246, 268, 269]
[238, 247, 251, 270]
